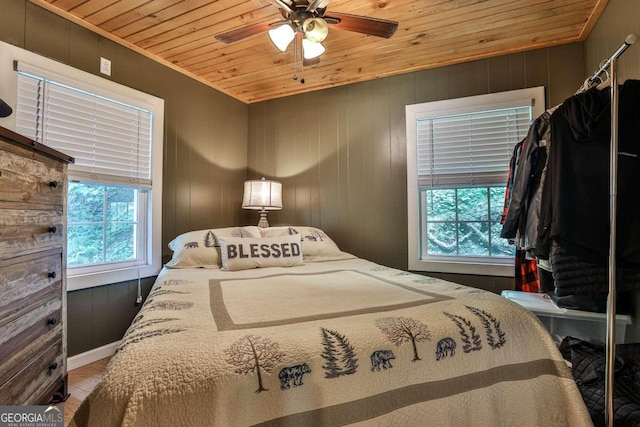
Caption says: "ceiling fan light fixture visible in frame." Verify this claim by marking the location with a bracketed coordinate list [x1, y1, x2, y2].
[268, 23, 296, 52]
[303, 17, 329, 43]
[302, 38, 326, 59]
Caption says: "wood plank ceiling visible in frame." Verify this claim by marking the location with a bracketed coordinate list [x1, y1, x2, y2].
[33, 0, 609, 104]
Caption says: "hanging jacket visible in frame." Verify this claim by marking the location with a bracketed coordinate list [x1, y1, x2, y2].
[537, 80, 640, 266]
[501, 111, 552, 251]
[500, 140, 523, 231]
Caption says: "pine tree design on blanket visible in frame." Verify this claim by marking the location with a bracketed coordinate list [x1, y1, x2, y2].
[222, 308, 509, 396]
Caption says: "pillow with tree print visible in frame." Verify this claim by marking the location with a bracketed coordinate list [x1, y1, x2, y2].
[166, 226, 261, 268]
[260, 226, 353, 261]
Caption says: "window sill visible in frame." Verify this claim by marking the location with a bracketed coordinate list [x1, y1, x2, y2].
[408, 258, 515, 277]
[67, 263, 160, 291]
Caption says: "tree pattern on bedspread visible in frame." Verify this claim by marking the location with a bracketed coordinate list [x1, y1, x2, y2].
[376, 317, 432, 362]
[320, 328, 359, 378]
[225, 335, 285, 393]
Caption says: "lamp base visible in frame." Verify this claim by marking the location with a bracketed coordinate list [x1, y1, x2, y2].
[257, 210, 270, 228]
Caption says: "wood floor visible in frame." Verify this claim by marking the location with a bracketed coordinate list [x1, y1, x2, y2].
[60, 357, 110, 426]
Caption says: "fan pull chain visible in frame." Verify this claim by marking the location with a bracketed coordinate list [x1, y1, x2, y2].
[292, 36, 305, 84]
[293, 37, 298, 81]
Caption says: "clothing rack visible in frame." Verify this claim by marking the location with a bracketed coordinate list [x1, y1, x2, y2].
[579, 34, 639, 427]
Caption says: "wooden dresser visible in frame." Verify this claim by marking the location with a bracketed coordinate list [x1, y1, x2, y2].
[0, 126, 73, 405]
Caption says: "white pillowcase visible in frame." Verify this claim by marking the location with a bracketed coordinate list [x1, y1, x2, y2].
[165, 226, 261, 268]
[218, 234, 303, 271]
[260, 226, 343, 257]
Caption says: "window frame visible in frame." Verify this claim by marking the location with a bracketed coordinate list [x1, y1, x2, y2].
[405, 87, 545, 276]
[66, 182, 147, 275]
[0, 41, 164, 290]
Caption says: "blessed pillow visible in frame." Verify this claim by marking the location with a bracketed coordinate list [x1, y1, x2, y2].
[260, 226, 343, 258]
[165, 226, 261, 268]
[218, 234, 303, 271]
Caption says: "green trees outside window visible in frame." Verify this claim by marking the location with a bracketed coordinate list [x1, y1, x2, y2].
[67, 182, 139, 267]
[423, 186, 514, 258]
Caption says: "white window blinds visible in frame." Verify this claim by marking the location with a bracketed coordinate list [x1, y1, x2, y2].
[16, 63, 153, 187]
[417, 106, 531, 187]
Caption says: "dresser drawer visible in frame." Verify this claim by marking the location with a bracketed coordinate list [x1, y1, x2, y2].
[0, 299, 62, 387]
[0, 209, 63, 258]
[0, 148, 65, 207]
[0, 250, 62, 328]
[0, 341, 64, 405]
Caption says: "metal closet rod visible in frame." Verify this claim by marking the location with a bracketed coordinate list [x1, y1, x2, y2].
[605, 57, 618, 427]
[586, 33, 640, 427]
[584, 34, 640, 88]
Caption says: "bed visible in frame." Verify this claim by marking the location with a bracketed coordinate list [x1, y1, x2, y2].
[69, 226, 592, 427]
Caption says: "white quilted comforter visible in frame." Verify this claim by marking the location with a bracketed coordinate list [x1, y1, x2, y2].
[70, 257, 592, 426]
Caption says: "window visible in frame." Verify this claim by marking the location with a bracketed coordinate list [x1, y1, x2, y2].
[67, 183, 144, 269]
[0, 41, 164, 290]
[406, 87, 545, 276]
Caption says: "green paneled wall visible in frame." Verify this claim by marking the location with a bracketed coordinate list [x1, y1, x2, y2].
[248, 43, 586, 286]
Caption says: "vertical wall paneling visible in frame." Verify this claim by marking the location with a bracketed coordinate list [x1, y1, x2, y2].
[345, 81, 368, 259]
[24, 2, 69, 62]
[248, 44, 586, 273]
[414, 68, 438, 103]
[316, 88, 340, 231]
[387, 73, 416, 267]
[523, 48, 551, 106]
[488, 55, 512, 94]
[585, 0, 640, 82]
[369, 79, 393, 263]
[509, 52, 526, 91]
[0, 0, 25, 46]
[68, 25, 100, 75]
[548, 43, 586, 107]
[66, 279, 154, 356]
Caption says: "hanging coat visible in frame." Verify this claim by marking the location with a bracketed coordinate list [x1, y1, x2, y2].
[537, 80, 640, 267]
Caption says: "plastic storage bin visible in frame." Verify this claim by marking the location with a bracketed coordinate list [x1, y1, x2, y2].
[501, 290, 632, 344]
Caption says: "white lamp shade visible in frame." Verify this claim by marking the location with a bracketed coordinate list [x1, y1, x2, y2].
[303, 17, 329, 43]
[242, 178, 283, 210]
[302, 38, 326, 59]
[268, 24, 296, 52]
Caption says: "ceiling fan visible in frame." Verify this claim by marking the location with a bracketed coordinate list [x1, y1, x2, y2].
[215, 0, 398, 63]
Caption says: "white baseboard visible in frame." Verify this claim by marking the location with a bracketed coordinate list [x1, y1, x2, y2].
[67, 341, 120, 371]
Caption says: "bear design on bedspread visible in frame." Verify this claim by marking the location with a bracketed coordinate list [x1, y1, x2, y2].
[221, 305, 510, 396]
[279, 363, 312, 390]
[370, 350, 395, 371]
[435, 338, 457, 361]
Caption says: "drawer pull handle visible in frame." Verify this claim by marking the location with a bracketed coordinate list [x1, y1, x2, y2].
[47, 317, 58, 326]
[49, 226, 57, 234]
[49, 180, 58, 188]
[48, 271, 57, 279]
[48, 362, 58, 371]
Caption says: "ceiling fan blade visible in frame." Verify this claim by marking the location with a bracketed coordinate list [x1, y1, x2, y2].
[306, 0, 331, 13]
[325, 12, 398, 39]
[265, 0, 294, 13]
[215, 18, 282, 44]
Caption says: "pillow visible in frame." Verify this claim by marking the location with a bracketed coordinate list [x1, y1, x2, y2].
[218, 234, 303, 271]
[165, 226, 261, 268]
[260, 226, 343, 258]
